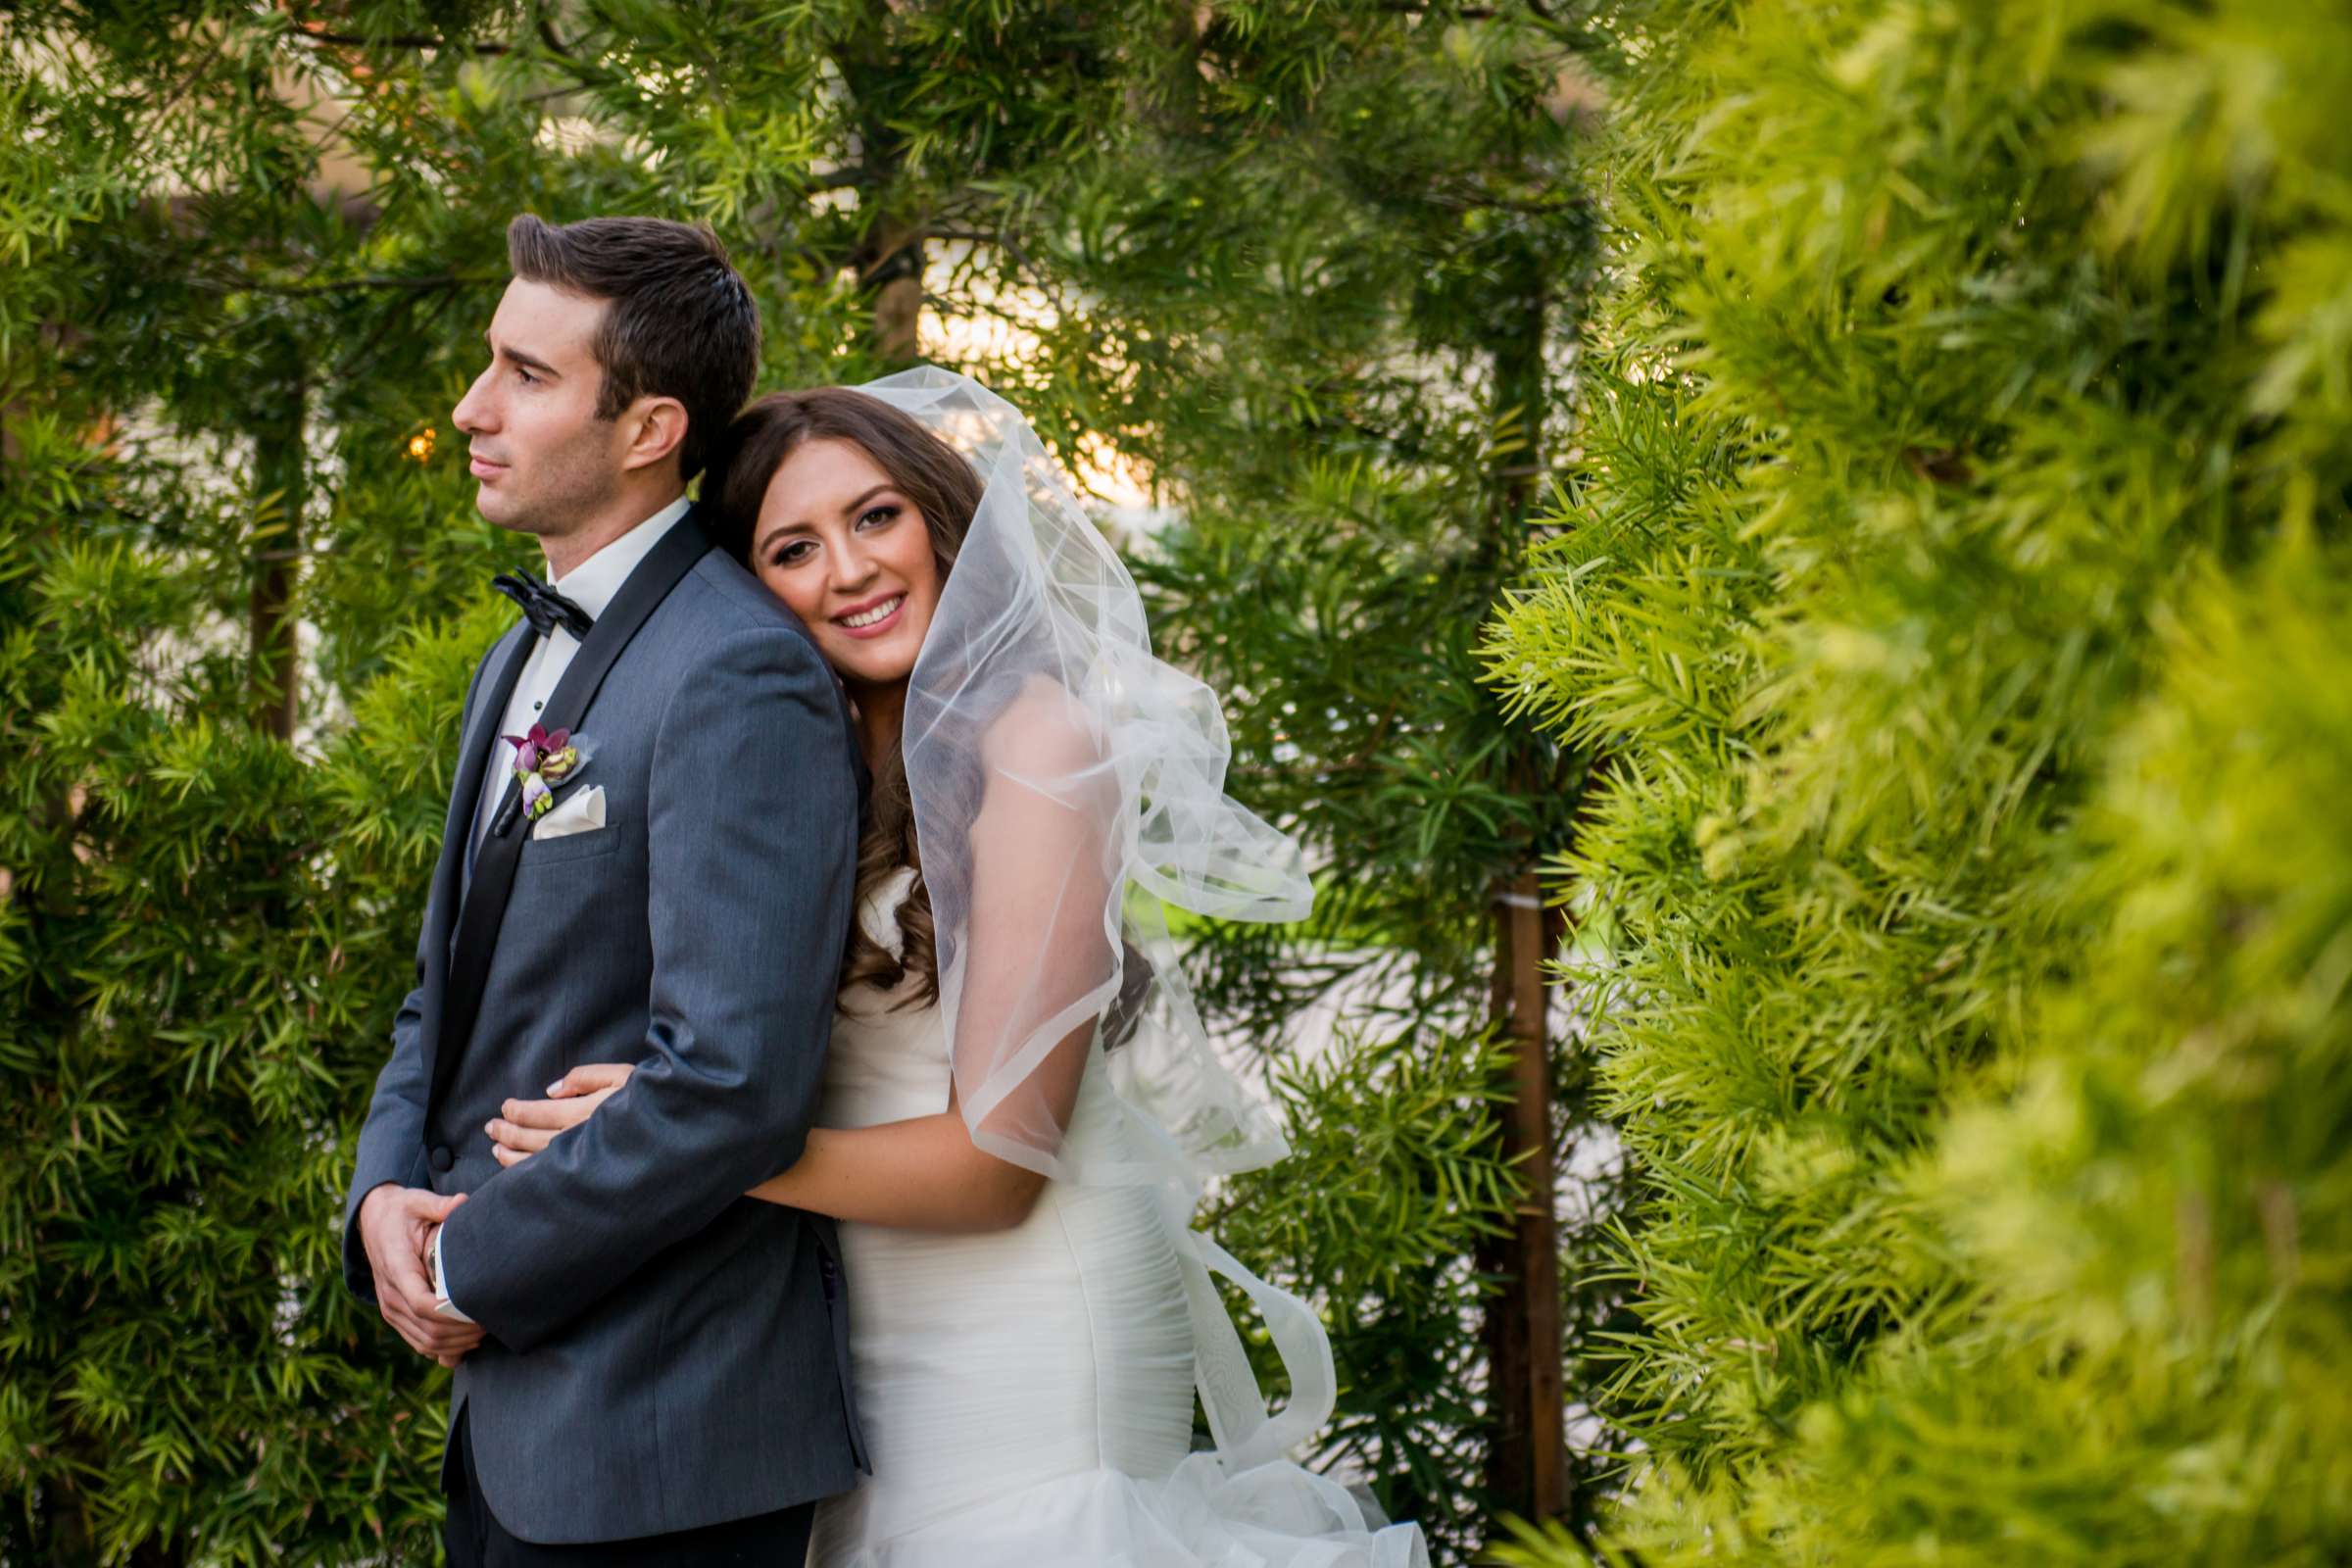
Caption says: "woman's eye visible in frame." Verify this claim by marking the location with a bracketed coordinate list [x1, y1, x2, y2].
[857, 504, 900, 530]
[771, 540, 814, 567]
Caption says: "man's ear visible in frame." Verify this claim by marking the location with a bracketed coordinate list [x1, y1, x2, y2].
[618, 395, 689, 475]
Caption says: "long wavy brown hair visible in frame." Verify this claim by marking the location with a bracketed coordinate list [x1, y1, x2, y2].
[703, 386, 983, 1004]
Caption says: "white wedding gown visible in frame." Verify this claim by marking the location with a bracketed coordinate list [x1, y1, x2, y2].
[805, 872, 1427, 1568]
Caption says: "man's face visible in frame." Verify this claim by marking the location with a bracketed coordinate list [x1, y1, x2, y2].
[451, 279, 632, 541]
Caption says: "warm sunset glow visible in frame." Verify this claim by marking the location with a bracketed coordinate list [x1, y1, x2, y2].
[919, 246, 1156, 513]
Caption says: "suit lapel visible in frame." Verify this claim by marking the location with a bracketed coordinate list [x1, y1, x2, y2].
[416, 623, 532, 1075]
[454, 625, 536, 908]
[428, 513, 715, 1115]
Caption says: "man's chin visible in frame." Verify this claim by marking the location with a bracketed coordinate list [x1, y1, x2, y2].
[473, 487, 538, 534]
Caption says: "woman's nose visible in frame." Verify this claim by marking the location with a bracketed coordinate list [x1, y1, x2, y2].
[832, 543, 879, 595]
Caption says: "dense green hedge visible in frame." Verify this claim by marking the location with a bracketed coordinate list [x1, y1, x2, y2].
[0, 502, 497, 1562]
[1487, 0, 2352, 1559]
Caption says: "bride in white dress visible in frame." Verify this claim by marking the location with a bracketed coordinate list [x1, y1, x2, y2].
[486, 368, 1427, 1567]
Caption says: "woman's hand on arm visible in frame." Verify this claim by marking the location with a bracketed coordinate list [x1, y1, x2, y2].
[485, 1063, 634, 1167]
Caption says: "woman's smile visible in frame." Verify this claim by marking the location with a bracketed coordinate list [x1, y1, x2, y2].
[835, 593, 907, 637]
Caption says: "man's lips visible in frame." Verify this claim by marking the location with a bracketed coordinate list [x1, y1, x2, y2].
[469, 454, 508, 479]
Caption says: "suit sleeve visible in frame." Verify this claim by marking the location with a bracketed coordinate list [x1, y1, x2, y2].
[433, 624, 859, 1352]
[339, 646, 492, 1304]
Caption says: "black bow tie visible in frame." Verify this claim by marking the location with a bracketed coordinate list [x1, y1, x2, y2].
[491, 572, 595, 641]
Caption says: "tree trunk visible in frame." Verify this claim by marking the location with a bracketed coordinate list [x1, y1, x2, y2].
[1480, 240, 1570, 1529]
[859, 218, 925, 367]
[248, 339, 304, 740]
[836, 3, 926, 368]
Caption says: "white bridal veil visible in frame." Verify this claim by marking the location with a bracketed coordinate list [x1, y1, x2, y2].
[856, 367, 1359, 1482]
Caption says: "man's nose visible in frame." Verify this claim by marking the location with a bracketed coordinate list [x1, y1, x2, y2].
[453, 369, 493, 434]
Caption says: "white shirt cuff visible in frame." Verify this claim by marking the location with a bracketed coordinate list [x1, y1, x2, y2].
[431, 1225, 474, 1323]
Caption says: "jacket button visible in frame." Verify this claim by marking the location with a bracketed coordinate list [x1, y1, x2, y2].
[429, 1145, 455, 1174]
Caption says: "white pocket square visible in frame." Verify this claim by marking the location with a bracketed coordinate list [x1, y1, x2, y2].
[532, 784, 607, 840]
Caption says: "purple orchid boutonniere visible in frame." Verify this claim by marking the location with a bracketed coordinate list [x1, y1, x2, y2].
[506, 723, 585, 820]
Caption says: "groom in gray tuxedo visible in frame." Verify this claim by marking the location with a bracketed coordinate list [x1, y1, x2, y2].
[342, 215, 864, 1564]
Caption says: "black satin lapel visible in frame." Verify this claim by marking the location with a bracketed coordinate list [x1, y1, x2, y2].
[429, 515, 715, 1115]
[417, 623, 534, 1106]
[454, 626, 536, 902]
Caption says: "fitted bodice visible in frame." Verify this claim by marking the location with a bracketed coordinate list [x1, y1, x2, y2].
[820, 981, 954, 1128]
[818, 865, 959, 1128]
[818, 866, 1130, 1154]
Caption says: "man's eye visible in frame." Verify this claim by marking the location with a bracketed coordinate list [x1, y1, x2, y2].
[514, 367, 539, 386]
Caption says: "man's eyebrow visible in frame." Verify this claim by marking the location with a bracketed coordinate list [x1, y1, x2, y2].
[483, 332, 561, 378]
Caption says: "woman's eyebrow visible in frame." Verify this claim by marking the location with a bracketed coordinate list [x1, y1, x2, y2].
[757, 485, 900, 553]
[754, 518, 812, 553]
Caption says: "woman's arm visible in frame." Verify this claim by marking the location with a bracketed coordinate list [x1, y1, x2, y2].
[745, 1115, 1038, 1230]
[488, 1055, 1078, 1233]
[741, 1076, 1073, 1231]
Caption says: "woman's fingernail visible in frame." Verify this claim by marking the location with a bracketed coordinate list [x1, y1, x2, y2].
[484, 1120, 498, 1136]
[546, 1081, 564, 1096]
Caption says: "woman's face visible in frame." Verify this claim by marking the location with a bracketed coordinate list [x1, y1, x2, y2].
[749, 437, 943, 692]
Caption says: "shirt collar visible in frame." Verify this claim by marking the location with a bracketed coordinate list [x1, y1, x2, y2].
[550, 496, 693, 622]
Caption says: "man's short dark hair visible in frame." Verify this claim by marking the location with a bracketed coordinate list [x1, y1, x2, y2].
[506, 214, 760, 483]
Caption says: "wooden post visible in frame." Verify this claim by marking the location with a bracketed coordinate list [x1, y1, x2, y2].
[1483, 867, 1569, 1523]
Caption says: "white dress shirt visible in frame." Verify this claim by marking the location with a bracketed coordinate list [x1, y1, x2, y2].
[466, 495, 693, 854]
[432, 494, 692, 1323]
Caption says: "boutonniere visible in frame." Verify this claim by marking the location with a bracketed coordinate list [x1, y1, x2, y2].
[506, 723, 586, 820]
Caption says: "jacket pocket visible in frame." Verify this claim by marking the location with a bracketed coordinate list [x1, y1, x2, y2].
[513, 822, 622, 869]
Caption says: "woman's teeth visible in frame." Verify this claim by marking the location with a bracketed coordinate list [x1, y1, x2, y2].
[841, 596, 904, 629]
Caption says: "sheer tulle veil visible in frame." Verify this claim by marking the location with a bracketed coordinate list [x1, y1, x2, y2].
[857, 367, 1360, 1482]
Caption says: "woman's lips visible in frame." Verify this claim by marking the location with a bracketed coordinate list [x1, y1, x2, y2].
[833, 594, 906, 641]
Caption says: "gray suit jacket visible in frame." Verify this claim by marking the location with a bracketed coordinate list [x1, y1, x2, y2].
[340, 512, 867, 1544]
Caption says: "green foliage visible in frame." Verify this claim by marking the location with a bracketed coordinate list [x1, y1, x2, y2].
[0, 459, 484, 1563]
[3, 2, 1607, 1560]
[1485, 0, 2352, 1559]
